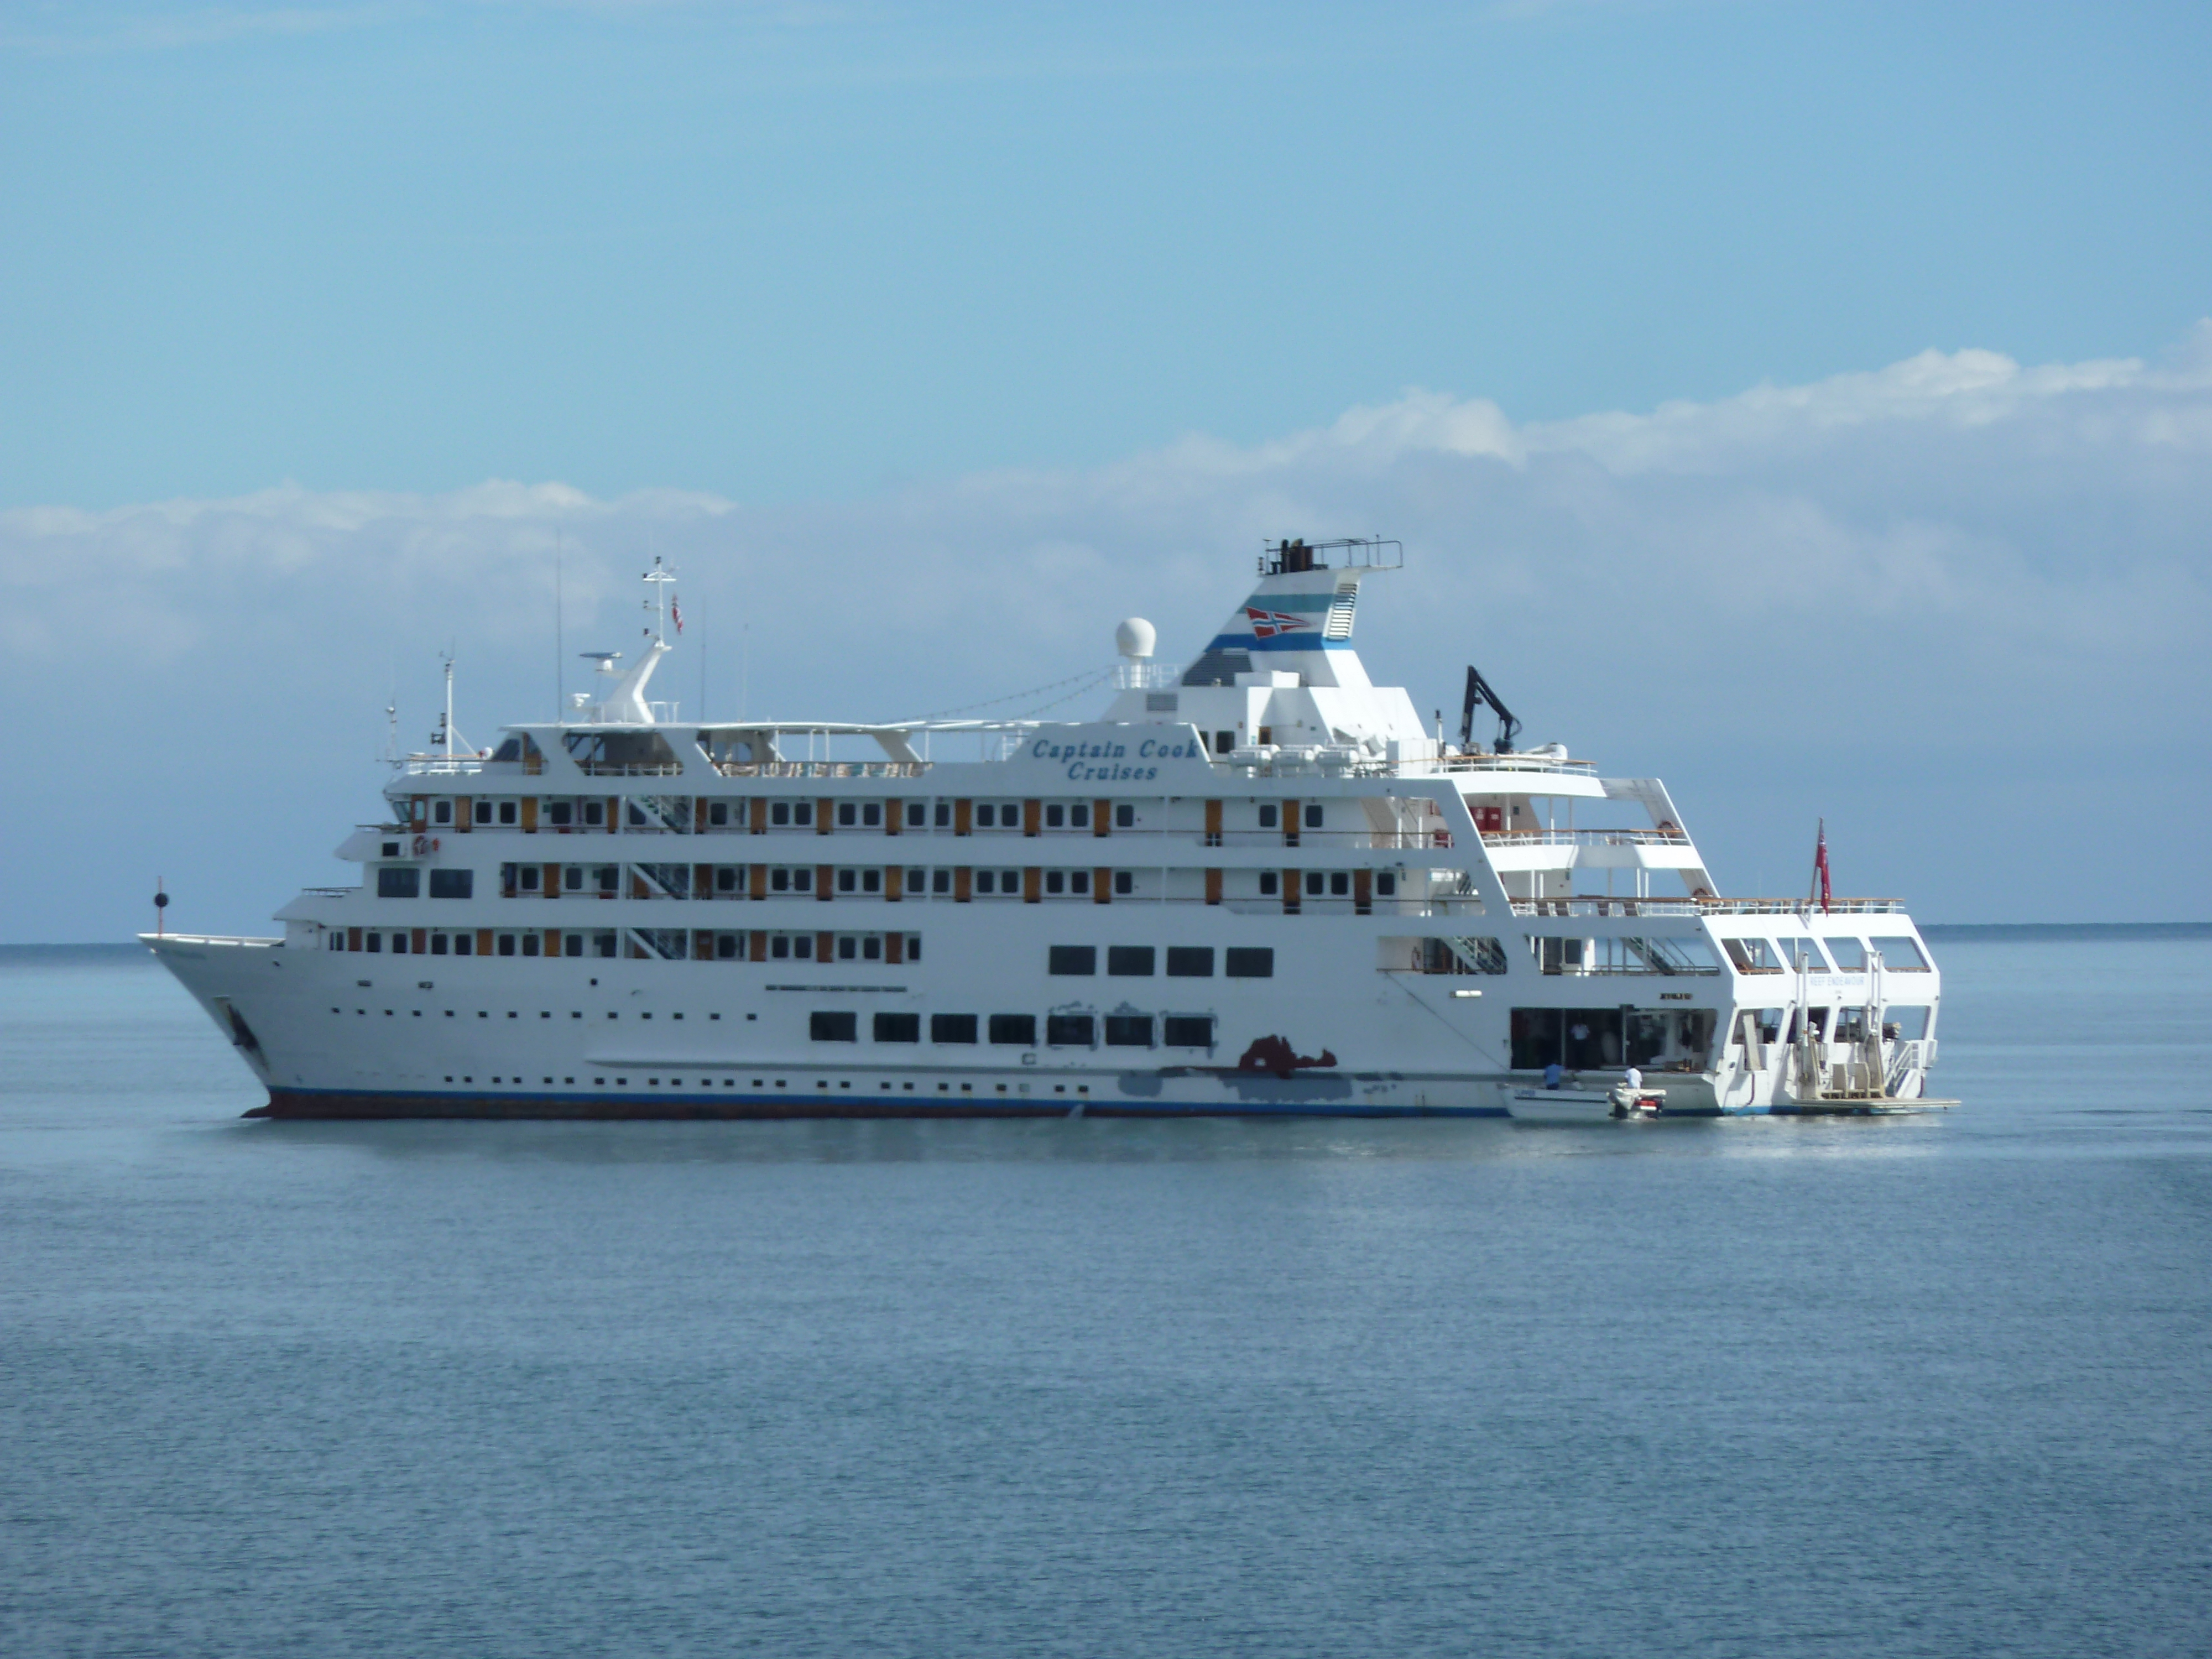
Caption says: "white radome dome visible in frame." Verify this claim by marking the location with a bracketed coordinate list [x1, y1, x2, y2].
[1115, 617, 1156, 660]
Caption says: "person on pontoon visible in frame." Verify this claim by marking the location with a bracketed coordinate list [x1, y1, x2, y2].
[1543, 1062, 1564, 1090]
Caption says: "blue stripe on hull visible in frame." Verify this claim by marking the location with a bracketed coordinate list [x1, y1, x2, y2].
[251, 1087, 1511, 1121]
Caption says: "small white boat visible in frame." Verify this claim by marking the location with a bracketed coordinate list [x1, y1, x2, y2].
[1507, 1087, 1620, 1124]
[1508, 1084, 1667, 1124]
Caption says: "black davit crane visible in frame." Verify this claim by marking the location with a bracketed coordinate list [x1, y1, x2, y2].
[1459, 664, 1522, 754]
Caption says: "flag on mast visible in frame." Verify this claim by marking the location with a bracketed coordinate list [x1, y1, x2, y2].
[671, 597, 684, 635]
[1813, 819, 1832, 915]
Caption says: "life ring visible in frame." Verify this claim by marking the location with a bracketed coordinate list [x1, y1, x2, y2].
[412, 833, 430, 857]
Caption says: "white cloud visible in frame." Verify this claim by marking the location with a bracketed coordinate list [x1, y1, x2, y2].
[9, 324, 2210, 936]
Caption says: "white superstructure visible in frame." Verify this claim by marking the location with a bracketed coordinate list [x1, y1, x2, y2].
[148, 539, 1943, 1119]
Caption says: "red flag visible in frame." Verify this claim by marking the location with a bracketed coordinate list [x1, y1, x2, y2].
[670, 597, 684, 635]
[1813, 820, 1832, 915]
[1244, 606, 1309, 638]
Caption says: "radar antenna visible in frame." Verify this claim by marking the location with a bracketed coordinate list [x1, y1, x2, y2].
[1459, 664, 1522, 754]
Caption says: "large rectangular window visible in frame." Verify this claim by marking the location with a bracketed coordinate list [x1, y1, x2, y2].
[1773, 937, 1830, 971]
[1048, 946, 1096, 975]
[377, 867, 420, 898]
[1825, 937, 1868, 970]
[1046, 1013, 1094, 1047]
[1165, 946, 1213, 977]
[873, 1012, 920, 1043]
[1510, 1008, 1563, 1071]
[1869, 936, 1930, 970]
[1163, 1015, 1214, 1048]
[931, 1013, 978, 1045]
[810, 1011, 858, 1042]
[988, 1014, 1037, 1046]
[1516, 1006, 1714, 1070]
[1224, 947, 1274, 978]
[429, 869, 472, 899]
[1104, 1014, 1152, 1047]
[1108, 945, 1155, 976]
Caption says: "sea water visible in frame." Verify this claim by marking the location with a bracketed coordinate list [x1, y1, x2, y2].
[2, 934, 2208, 1657]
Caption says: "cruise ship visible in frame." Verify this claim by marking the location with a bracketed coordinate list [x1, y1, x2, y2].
[148, 539, 1943, 1119]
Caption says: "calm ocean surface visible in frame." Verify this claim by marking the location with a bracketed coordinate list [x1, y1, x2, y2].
[4, 935, 2209, 1657]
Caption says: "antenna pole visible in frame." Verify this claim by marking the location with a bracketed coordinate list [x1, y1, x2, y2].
[444, 656, 455, 763]
[555, 538, 564, 726]
[643, 556, 677, 649]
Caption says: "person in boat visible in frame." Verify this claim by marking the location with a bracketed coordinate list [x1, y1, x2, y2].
[1543, 1061, 1564, 1090]
[1610, 1065, 1650, 1117]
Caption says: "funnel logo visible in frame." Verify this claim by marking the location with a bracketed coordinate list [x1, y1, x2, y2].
[1245, 607, 1311, 638]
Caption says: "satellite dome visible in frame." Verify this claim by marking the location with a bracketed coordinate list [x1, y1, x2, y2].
[1115, 617, 1156, 660]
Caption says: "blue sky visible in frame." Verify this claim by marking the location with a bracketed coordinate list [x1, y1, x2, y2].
[3, 1, 2209, 938]
[6, 1, 2207, 505]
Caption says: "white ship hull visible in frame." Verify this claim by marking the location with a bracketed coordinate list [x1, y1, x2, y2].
[149, 538, 1944, 1121]
[148, 909, 1933, 1120]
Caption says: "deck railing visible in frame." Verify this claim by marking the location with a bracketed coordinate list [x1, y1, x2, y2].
[1430, 753, 1597, 776]
[707, 760, 933, 779]
[1511, 895, 1906, 919]
[1697, 896, 1906, 916]
[1483, 828, 1690, 847]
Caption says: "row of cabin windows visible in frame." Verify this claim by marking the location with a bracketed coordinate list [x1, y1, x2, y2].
[416, 797, 1213, 833]
[430, 797, 597, 827]
[1046, 945, 1272, 978]
[746, 933, 920, 962]
[810, 1011, 1215, 1048]
[770, 801, 1143, 830]
[378, 868, 472, 899]
[383, 864, 1391, 904]
[331, 927, 918, 962]
[332, 928, 619, 957]
[488, 865, 1144, 899]
[1258, 871, 1396, 898]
